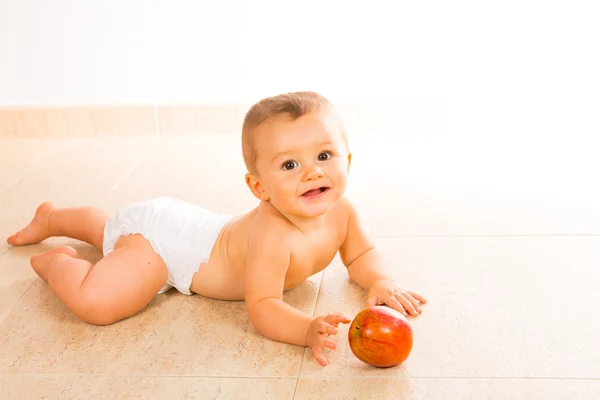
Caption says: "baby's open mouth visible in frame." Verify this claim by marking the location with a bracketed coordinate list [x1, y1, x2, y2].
[301, 187, 330, 198]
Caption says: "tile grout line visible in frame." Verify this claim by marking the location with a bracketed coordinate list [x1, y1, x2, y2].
[98, 137, 160, 206]
[0, 374, 598, 381]
[291, 271, 327, 399]
[0, 278, 39, 327]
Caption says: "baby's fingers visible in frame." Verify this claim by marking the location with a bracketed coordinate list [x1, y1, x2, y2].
[312, 336, 337, 366]
[317, 321, 339, 336]
[324, 313, 351, 326]
[408, 291, 427, 304]
[312, 346, 329, 366]
[403, 292, 422, 314]
[395, 294, 419, 316]
[383, 295, 408, 316]
[321, 336, 337, 350]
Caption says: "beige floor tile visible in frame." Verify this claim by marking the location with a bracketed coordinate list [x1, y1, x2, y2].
[99, 135, 257, 216]
[294, 378, 600, 400]
[0, 376, 295, 400]
[0, 137, 157, 255]
[0, 248, 38, 325]
[0, 271, 321, 376]
[0, 138, 66, 160]
[345, 132, 600, 236]
[300, 237, 600, 378]
[0, 139, 70, 193]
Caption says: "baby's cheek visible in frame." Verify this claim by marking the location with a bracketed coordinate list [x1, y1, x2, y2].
[334, 164, 350, 180]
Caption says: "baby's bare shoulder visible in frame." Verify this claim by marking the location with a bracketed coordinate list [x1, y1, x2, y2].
[244, 210, 297, 285]
[248, 206, 297, 248]
[336, 194, 356, 212]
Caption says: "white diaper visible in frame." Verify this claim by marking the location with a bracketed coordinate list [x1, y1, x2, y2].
[102, 197, 233, 295]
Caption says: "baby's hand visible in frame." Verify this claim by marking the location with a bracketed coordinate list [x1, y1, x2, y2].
[367, 279, 427, 317]
[306, 313, 351, 366]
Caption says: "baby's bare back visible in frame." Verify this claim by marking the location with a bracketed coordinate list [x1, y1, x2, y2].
[189, 201, 349, 300]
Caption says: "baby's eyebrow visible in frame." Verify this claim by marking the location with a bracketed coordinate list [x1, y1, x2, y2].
[270, 141, 335, 163]
[271, 151, 291, 163]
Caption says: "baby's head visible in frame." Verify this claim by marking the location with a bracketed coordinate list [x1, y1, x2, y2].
[242, 91, 352, 218]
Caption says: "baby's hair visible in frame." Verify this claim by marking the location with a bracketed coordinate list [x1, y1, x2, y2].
[241, 91, 344, 174]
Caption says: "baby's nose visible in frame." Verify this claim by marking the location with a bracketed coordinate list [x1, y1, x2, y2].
[306, 166, 325, 180]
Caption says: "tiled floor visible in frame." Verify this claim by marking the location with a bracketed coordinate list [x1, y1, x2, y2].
[1, 133, 599, 399]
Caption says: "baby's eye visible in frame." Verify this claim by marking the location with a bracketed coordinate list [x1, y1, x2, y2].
[318, 151, 333, 161]
[282, 160, 298, 170]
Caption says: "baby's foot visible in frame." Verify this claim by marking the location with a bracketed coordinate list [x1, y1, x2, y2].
[7, 202, 55, 245]
[30, 246, 78, 282]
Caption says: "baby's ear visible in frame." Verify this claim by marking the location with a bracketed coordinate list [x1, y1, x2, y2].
[245, 173, 270, 201]
[347, 153, 353, 173]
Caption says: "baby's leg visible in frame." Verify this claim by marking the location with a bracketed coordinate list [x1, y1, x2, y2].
[7, 201, 110, 251]
[31, 235, 168, 325]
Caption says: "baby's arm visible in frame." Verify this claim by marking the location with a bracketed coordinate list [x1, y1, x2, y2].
[244, 231, 311, 345]
[245, 228, 349, 366]
[339, 199, 427, 316]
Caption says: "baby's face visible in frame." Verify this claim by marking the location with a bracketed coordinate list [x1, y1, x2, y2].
[253, 110, 351, 218]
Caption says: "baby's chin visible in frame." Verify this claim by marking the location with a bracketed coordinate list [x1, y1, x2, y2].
[272, 190, 343, 218]
[270, 202, 329, 220]
[295, 201, 337, 218]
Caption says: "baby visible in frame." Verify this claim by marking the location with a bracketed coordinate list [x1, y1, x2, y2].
[7, 91, 426, 366]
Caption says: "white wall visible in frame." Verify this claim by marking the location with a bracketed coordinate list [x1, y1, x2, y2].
[1, 0, 599, 134]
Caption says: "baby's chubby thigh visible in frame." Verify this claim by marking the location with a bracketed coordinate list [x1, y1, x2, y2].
[77, 233, 169, 324]
[112, 234, 169, 285]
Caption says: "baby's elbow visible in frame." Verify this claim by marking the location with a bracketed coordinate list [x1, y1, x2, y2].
[245, 297, 262, 315]
[245, 299, 271, 333]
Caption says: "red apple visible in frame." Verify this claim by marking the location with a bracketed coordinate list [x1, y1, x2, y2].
[348, 305, 413, 368]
